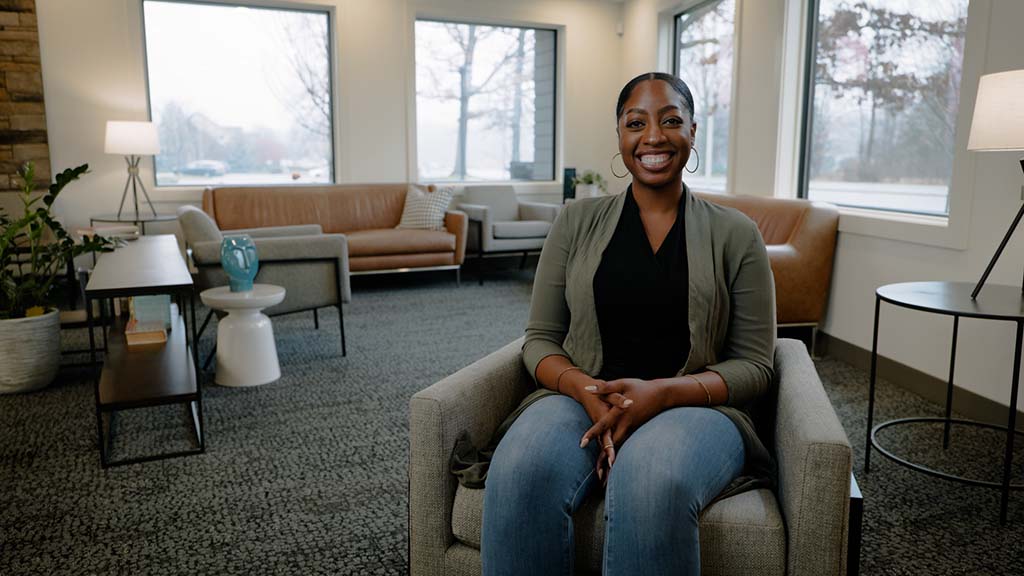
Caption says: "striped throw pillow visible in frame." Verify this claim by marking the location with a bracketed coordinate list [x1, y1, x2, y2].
[397, 184, 455, 230]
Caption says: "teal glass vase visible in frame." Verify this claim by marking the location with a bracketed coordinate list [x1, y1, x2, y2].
[220, 234, 259, 292]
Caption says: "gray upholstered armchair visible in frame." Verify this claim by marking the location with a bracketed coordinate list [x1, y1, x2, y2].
[176, 205, 351, 356]
[456, 185, 560, 284]
[409, 338, 858, 576]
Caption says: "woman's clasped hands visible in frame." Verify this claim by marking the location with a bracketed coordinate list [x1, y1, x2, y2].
[577, 378, 670, 482]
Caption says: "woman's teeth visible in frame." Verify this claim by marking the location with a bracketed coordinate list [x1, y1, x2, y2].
[640, 154, 670, 169]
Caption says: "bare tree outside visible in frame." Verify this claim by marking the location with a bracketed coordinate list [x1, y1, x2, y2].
[675, 0, 735, 192]
[144, 1, 332, 186]
[807, 0, 969, 214]
[415, 20, 555, 181]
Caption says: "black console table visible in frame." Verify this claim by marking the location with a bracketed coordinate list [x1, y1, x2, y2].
[85, 235, 205, 467]
[866, 281, 1024, 523]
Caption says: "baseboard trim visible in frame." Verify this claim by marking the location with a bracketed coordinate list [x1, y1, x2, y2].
[817, 331, 1024, 432]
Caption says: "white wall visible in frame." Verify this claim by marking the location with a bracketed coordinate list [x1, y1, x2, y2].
[35, 0, 624, 232]
[622, 0, 1024, 411]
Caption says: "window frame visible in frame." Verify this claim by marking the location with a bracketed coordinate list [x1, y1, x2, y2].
[410, 16, 560, 185]
[795, 0, 970, 219]
[140, 0, 338, 188]
[671, 0, 740, 195]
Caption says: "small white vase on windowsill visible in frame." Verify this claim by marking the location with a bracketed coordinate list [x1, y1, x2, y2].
[576, 184, 600, 199]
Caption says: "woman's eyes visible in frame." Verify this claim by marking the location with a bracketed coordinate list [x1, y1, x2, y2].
[625, 117, 683, 129]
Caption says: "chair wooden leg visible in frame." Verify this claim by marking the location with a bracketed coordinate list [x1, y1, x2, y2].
[313, 308, 320, 330]
[456, 268, 461, 287]
[338, 304, 346, 356]
[519, 252, 528, 270]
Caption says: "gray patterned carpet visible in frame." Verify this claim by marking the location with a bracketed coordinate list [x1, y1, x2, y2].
[1, 268, 1023, 575]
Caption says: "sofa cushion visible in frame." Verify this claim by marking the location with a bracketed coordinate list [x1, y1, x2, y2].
[346, 228, 455, 257]
[324, 184, 408, 232]
[206, 186, 329, 231]
[398, 184, 455, 231]
[451, 486, 785, 576]
[492, 220, 551, 239]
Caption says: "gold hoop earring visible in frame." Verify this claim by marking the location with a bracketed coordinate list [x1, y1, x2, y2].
[685, 147, 700, 174]
[610, 152, 629, 178]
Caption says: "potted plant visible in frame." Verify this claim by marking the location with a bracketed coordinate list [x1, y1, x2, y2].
[0, 162, 110, 394]
[573, 170, 607, 199]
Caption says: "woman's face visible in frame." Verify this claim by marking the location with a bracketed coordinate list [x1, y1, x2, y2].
[617, 80, 697, 190]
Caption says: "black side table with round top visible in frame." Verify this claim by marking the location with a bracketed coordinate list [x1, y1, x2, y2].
[867, 281, 1024, 523]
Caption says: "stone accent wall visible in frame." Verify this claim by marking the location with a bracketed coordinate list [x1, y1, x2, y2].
[0, 0, 47, 198]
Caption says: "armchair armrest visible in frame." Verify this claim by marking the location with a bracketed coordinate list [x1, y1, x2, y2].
[409, 337, 534, 576]
[226, 224, 323, 238]
[192, 233, 351, 303]
[773, 338, 852, 576]
[456, 203, 489, 223]
[518, 201, 560, 223]
[444, 210, 468, 265]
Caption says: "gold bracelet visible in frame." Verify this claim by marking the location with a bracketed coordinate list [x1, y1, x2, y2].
[690, 373, 712, 406]
[556, 366, 583, 395]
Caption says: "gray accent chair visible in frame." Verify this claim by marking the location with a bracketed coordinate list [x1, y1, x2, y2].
[176, 205, 351, 355]
[456, 185, 560, 285]
[410, 338, 855, 576]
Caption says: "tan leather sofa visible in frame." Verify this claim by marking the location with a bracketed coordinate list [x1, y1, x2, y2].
[202, 184, 467, 277]
[697, 193, 839, 327]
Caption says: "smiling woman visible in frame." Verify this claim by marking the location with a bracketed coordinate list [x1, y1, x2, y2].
[479, 72, 777, 576]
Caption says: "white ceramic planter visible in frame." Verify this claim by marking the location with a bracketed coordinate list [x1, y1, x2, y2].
[576, 183, 600, 199]
[0, 309, 60, 394]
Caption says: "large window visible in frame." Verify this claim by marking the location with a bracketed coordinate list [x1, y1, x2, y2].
[800, 0, 969, 215]
[143, 1, 333, 186]
[674, 0, 735, 194]
[414, 20, 556, 182]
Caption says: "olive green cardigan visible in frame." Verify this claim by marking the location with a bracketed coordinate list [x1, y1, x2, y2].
[522, 185, 778, 489]
[451, 185, 778, 491]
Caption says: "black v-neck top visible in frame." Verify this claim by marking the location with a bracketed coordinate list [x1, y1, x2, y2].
[594, 187, 690, 382]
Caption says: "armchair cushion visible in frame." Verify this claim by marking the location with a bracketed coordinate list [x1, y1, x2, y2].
[518, 201, 560, 223]
[491, 220, 551, 239]
[450, 485, 785, 575]
[460, 185, 519, 221]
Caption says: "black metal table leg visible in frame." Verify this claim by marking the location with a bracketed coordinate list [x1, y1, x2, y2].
[866, 294, 881, 473]
[943, 316, 960, 449]
[477, 220, 485, 286]
[1000, 321, 1023, 524]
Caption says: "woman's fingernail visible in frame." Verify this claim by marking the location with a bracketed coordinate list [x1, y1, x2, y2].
[623, 399, 634, 407]
[580, 437, 589, 448]
[609, 453, 615, 467]
[584, 385, 597, 392]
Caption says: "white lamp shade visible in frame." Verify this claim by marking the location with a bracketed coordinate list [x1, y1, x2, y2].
[104, 121, 160, 155]
[968, 69, 1024, 152]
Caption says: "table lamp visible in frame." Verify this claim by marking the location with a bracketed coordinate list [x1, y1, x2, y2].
[967, 69, 1024, 300]
[104, 120, 160, 221]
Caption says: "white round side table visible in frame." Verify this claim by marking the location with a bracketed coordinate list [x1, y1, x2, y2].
[200, 284, 286, 387]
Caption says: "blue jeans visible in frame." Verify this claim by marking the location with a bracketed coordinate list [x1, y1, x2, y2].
[481, 395, 745, 576]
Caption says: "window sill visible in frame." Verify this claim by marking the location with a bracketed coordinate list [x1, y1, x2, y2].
[837, 206, 968, 250]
